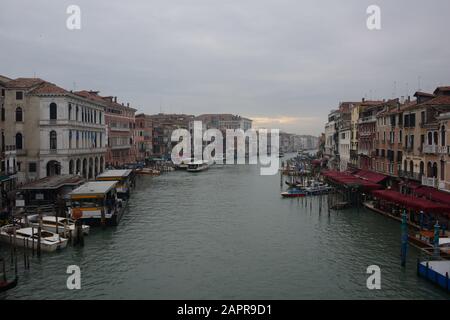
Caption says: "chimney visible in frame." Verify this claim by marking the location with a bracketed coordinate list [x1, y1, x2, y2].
[407, 96, 411, 102]
[127, 103, 130, 107]
[114, 96, 117, 103]
[362, 98, 365, 102]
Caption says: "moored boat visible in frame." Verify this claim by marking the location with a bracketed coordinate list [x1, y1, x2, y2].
[281, 188, 307, 198]
[69, 181, 125, 226]
[28, 216, 90, 237]
[304, 181, 333, 195]
[0, 225, 68, 252]
[96, 169, 134, 200]
[187, 160, 212, 172]
[137, 168, 160, 176]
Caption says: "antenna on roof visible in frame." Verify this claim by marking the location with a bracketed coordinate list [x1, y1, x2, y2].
[73, 81, 77, 91]
[417, 76, 422, 92]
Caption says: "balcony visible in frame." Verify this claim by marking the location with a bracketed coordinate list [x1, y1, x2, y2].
[358, 116, 377, 124]
[398, 170, 422, 181]
[422, 176, 438, 188]
[423, 144, 437, 154]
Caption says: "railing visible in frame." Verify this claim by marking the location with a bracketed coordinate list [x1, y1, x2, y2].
[423, 144, 437, 154]
[398, 170, 422, 181]
[422, 176, 438, 188]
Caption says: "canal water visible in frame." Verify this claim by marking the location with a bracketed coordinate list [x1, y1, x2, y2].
[1, 156, 448, 299]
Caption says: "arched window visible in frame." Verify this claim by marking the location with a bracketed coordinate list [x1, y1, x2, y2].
[420, 161, 425, 176]
[441, 160, 445, 181]
[427, 162, 432, 178]
[409, 160, 414, 174]
[441, 125, 446, 147]
[69, 159, 74, 175]
[15, 133, 23, 150]
[433, 162, 438, 178]
[49, 102, 57, 120]
[76, 106, 79, 121]
[68, 104, 72, 120]
[50, 130, 57, 150]
[434, 132, 438, 145]
[15, 107, 23, 122]
[428, 132, 433, 145]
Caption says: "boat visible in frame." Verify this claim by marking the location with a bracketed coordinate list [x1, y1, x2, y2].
[175, 158, 192, 170]
[281, 188, 307, 198]
[69, 181, 125, 226]
[285, 180, 304, 188]
[408, 230, 450, 258]
[187, 160, 212, 172]
[304, 181, 333, 195]
[96, 169, 134, 200]
[0, 276, 18, 293]
[0, 225, 68, 252]
[0, 259, 17, 293]
[28, 216, 90, 237]
[136, 168, 160, 176]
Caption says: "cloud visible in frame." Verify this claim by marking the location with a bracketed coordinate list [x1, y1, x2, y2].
[1, 0, 450, 136]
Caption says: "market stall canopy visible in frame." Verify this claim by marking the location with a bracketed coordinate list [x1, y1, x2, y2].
[322, 170, 382, 190]
[372, 189, 450, 215]
[414, 186, 450, 206]
[353, 170, 388, 184]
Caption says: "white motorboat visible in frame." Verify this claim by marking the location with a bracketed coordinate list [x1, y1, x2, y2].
[0, 225, 68, 252]
[187, 160, 212, 172]
[304, 181, 333, 195]
[28, 216, 90, 237]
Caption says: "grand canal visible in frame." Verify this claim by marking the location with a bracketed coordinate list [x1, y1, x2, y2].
[1, 156, 448, 299]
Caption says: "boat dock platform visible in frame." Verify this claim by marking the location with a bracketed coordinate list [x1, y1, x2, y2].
[417, 260, 450, 293]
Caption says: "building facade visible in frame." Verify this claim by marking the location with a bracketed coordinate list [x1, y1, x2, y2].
[3, 78, 107, 183]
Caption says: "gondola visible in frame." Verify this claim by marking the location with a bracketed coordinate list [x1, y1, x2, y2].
[0, 276, 18, 293]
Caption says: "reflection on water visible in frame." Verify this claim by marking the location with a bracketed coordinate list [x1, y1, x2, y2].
[0, 161, 448, 299]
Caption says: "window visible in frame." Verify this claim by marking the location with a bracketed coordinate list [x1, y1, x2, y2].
[16, 91, 23, 100]
[1, 89, 4, 97]
[29, 162, 37, 173]
[49, 103, 57, 120]
[50, 130, 57, 150]
[441, 126, 446, 147]
[1, 105, 4, 121]
[68, 104, 72, 120]
[15, 133, 23, 150]
[76, 106, 79, 121]
[15, 107, 23, 122]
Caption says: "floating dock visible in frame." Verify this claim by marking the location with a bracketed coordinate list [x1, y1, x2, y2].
[417, 260, 450, 293]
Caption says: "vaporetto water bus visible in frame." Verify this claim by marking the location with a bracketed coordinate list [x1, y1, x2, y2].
[96, 169, 134, 200]
[68, 181, 125, 226]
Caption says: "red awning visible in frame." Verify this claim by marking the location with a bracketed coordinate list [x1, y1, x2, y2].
[415, 186, 450, 206]
[354, 170, 388, 184]
[322, 170, 382, 190]
[372, 190, 450, 215]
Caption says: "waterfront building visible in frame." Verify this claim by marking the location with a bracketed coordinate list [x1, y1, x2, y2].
[337, 102, 352, 172]
[373, 98, 410, 183]
[350, 102, 362, 170]
[149, 113, 195, 158]
[75, 92, 137, 168]
[324, 110, 340, 169]
[0, 75, 11, 175]
[357, 100, 384, 170]
[195, 114, 252, 131]
[135, 113, 154, 161]
[3, 78, 107, 183]
[402, 87, 450, 191]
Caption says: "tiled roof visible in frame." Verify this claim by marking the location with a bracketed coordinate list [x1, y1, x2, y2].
[404, 94, 450, 111]
[29, 82, 69, 95]
[414, 91, 435, 98]
[5, 77, 45, 89]
[74, 90, 107, 104]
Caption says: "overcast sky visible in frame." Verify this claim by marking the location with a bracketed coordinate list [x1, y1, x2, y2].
[1, 0, 450, 135]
